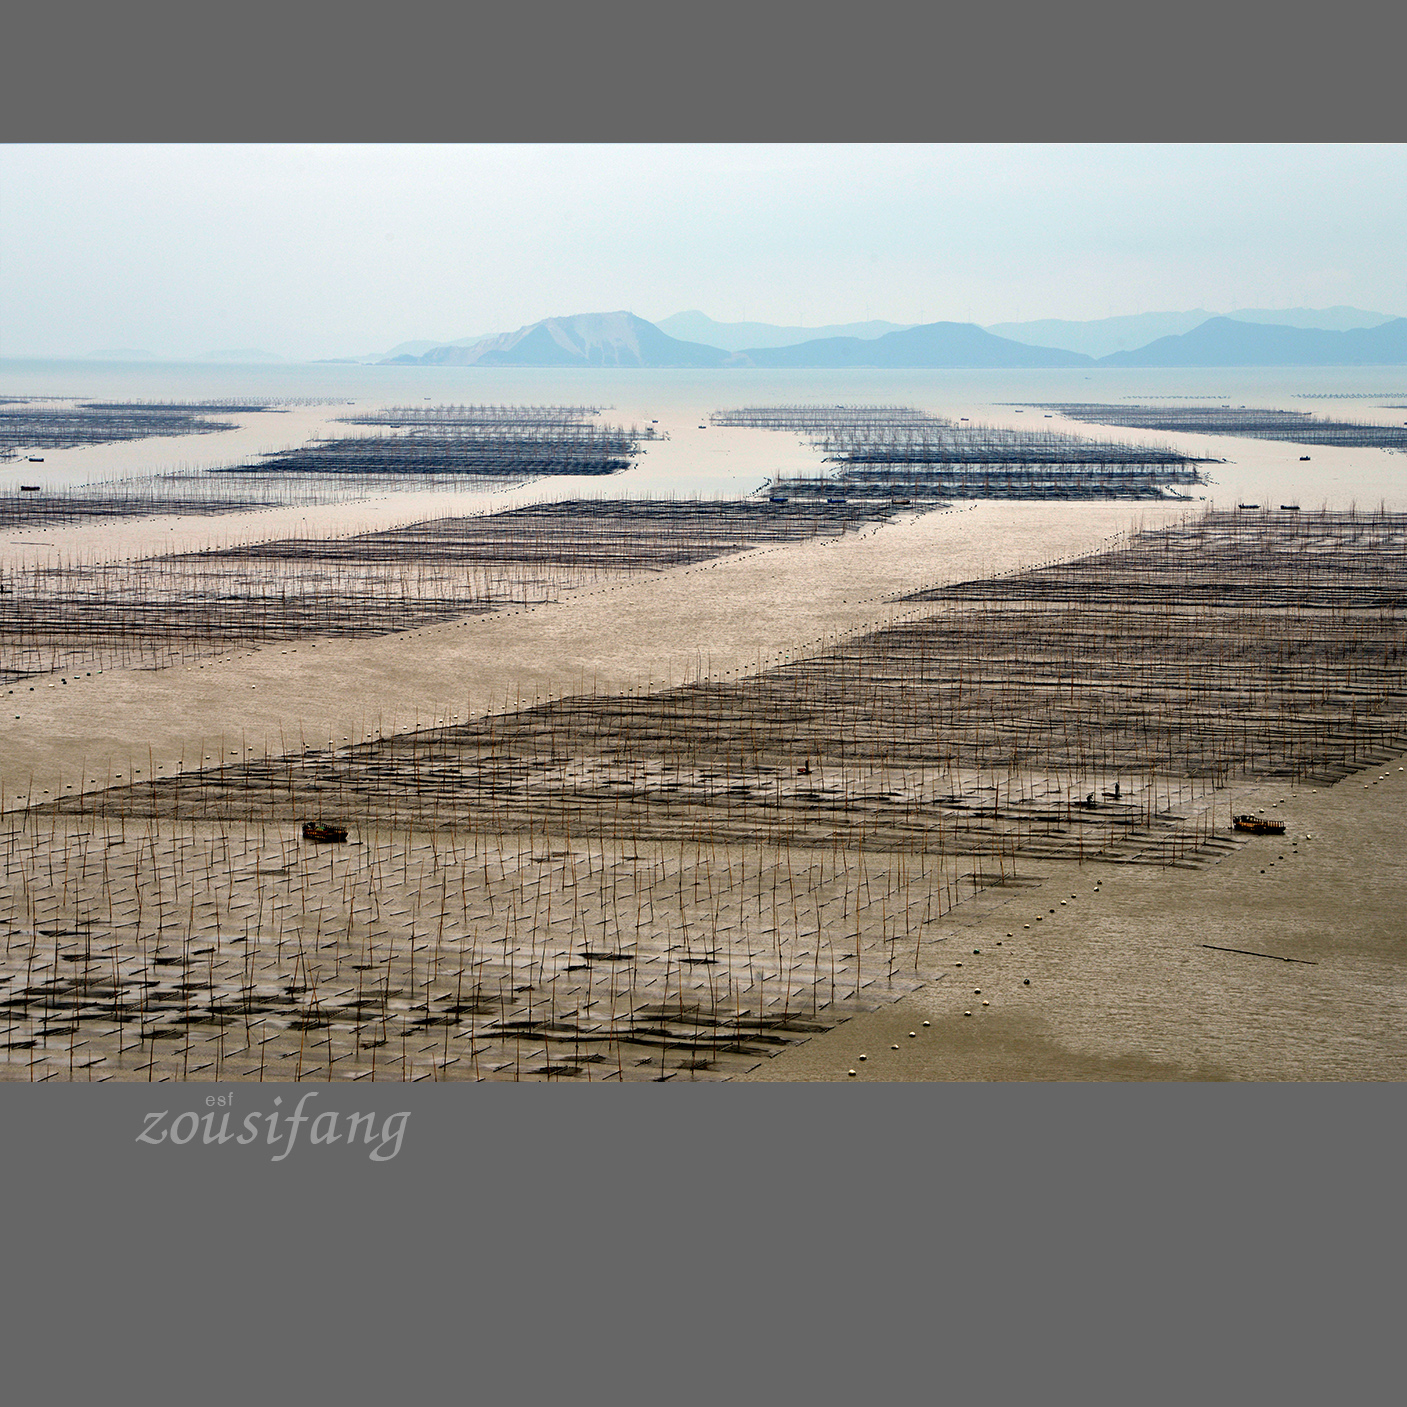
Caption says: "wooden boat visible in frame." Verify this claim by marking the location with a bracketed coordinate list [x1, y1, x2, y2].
[1233, 813, 1286, 835]
[302, 821, 348, 842]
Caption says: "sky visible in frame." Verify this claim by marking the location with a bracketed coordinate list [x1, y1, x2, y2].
[2, 143, 1404, 361]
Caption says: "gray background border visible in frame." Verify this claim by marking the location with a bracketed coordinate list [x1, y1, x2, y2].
[2, 1, 1401, 1396]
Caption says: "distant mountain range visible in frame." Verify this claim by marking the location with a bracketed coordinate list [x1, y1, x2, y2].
[382, 314, 1087, 369]
[52, 306, 1401, 368]
[377, 309, 1407, 370]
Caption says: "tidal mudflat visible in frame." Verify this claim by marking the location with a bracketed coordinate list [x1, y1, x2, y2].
[1, 385, 1403, 1081]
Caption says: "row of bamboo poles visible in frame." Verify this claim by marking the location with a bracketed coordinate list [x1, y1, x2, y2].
[1040, 402, 1407, 451]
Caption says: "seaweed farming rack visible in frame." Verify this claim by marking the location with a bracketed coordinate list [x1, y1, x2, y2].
[1031, 403, 1407, 451]
[713, 404, 1209, 500]
[0, 401, 251, 460]
[213, 405, 656, 485]
[335, 403, 609, 429]
[216, 427, 648, 481]
[0, 497, 893, 681]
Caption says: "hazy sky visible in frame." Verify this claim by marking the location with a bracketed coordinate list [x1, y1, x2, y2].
[3, 143, 1403, 360]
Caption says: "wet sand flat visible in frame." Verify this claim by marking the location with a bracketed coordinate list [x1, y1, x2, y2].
[738, 765, 1407, 1081]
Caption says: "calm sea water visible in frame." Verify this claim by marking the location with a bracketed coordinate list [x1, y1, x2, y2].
[3, 359, 1405, 508]
[6, 356, 1406, 410]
